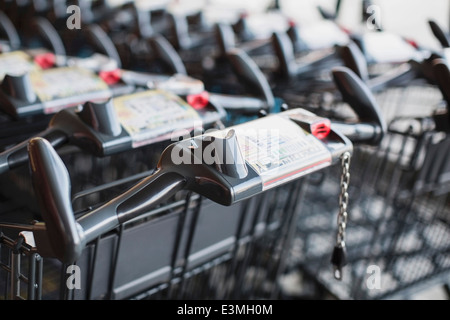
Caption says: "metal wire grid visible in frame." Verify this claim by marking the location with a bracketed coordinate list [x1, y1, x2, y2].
[0, 129, 321, 300]
[288, 117, 450, 300]
[372, 82, 444, 125]
[0, 177, 310, 300]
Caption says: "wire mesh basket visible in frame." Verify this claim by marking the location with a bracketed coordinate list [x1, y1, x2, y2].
[288, 111, 450, 299]
[0, 153, 314, 300]
[0, 112, 343, 300]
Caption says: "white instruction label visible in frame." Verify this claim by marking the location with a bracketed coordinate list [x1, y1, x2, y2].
[230, 111, 332, 190]
[29, 67, 111, 114]
[114, 90, 202, 148]
[0, 51, 40, 80]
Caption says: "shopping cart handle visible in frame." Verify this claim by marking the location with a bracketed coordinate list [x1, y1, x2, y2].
[167, 13, 207, 51]
[331, 66, 386, 145]
[29, 108, 353, 262]
[286, 23, 309, 53]
[1, 73, 36, 103]
[271, 31, 337, 79]
[0, 97, 123, 175]
[209, 93, 268, 114]
[29, 137, 85, 263]
[432, 59, 450, 130]
[0, 127, 68, 174]
[428, 20, 450, 48]
[0, 10, 21, 50]
[215, 23, 236, 58]
[338, 41, 419, 92]
[129, 2, 154, 39]
[148, 34, 187, 75]
[330, 122, 383, 144]
[433, 59, 450, 107]
[84, 24, 123, 69]
[29, 137, 186, 263]
[271, 31, 298, 79]
[232, 15, 253, 42]
[226, 48, 275, 110]
[337, 41, 370, 83]
[30, 17, 66, 57]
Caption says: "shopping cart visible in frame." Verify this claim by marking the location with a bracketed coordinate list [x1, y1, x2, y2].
[0, 65, 386, 300]
[288, 59, 450, 300]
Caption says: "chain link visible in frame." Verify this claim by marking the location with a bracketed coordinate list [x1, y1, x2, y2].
[336, 151, 351, 249]
[331, 151, 351, 281]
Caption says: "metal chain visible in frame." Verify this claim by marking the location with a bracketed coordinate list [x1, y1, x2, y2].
[336, 151, 351, 248]
[331, 151, 351, 281]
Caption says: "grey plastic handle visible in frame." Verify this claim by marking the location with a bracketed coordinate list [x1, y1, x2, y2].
[78, 99, 122, 136]
[31, 17, 66, 57]
[167, 13, 190, 50]
[331, 66, 386, 145]
[148, 34, 187, 75]
[0, 127, 67, 175]
[226, 48, 275, 110]
[0, 10, 21, 50]
[272, 31, 336, 79]
[29, 137, 85, 263]
[337, 41, 370, 82]
[29, 137, 186, 263]
[1, 73, 37, 102]
[85, 24, 123, 68]
[271, 31, 297, 79]
[215, 23, 236, 57]
[209, 93, 267, 114]
[338, 41, 418, 92]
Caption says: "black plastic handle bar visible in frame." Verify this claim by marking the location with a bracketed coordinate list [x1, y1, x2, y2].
[225, 48, 275, 111]
[433, 59, 450, 107]
[85, 23, 186, 75]
[428, 20, 450, 48]
[271, 31, 298, 79]
[208, 93, 268, 113]
[431, 59, 450, 130]
[330, 66, 387, 145]
[29, 109, 350, 263]
[29, 137, 186, 263]
[30, 17, 66, 57]
[0, 59, 269, 176]
[148, 33, 187, 76]
[215, 23, 236, 58]
[271, 31, 338, 79]
[125, 1, 154, 39]
[84, 23, 123, 69]
[0, 126, 68, 174]
[317, 0, 342, 20]
[214, 22, 271, 57]
[167, 12, 210, 51]
[0, 10, 21, 50]
[386, 58, 450, 134]
[27, 88, 383, 264]
[338, 41, 419, 92]
[0, 96, 124, 175]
